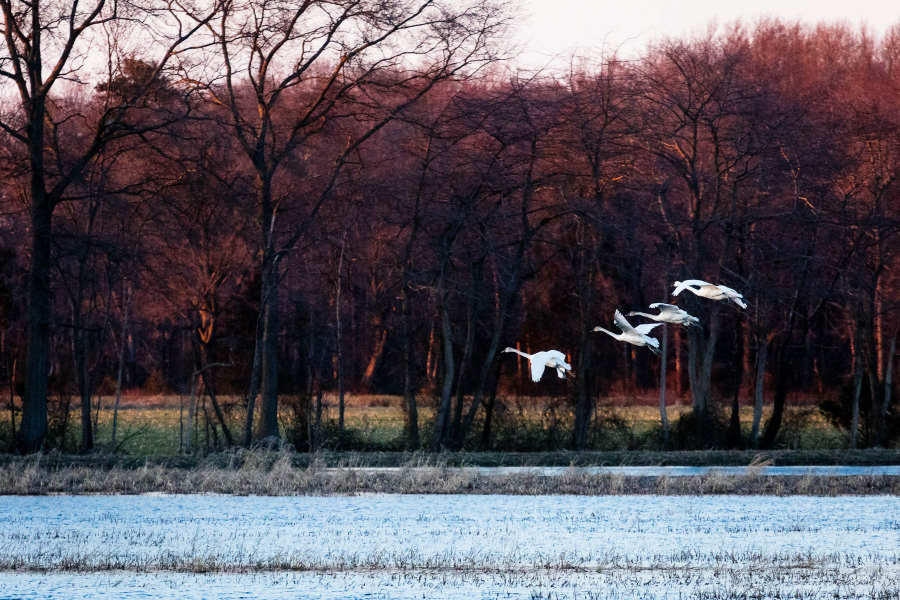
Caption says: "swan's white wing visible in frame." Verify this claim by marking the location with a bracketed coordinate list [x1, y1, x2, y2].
[716, 284, 742, 297]
[635, 323, 663, 335]
[732, 296, 748, 309]
[530, 358, 546, 382]
[649, 302, 679, 312]
[546, 350, 568, 365]
[672, 280, 712, 296]
[614, 310, 636, 333]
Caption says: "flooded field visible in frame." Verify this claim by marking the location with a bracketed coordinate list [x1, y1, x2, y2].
[1, 494, 899, 599]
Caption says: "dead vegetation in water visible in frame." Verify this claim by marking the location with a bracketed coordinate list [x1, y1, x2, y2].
[1, 450, 899, 495]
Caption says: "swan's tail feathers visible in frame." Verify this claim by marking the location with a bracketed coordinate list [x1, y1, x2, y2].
[556, 366, 567, 379]
[646, 337, 661, 355]
[732, 296, 748, 309]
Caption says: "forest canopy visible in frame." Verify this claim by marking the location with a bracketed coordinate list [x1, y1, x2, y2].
[2, 1, 899, 453]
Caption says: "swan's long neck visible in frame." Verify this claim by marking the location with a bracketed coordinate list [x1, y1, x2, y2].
[594, 327, 619, 339]
[507, 349, 533, 360]
[630, 312, 658, 320]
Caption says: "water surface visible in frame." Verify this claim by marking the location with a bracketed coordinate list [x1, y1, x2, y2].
[1, 494, 898, 599]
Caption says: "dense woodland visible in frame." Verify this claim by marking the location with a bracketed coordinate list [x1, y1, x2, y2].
[2, 0, 900, 454]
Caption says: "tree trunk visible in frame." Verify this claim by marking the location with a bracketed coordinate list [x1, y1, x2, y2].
[573, 325, 593, 450]
[451, 260, 482, 448]
[687, 325, 702, 413]
[185, 375, 199, 454]
[179, 389, 184, 453]
[867, 361, 880, 447]
[335, 236, 346, 435]
[359, 327, 386, 392]
[199, 368, 234, 447]
[688, 305, 719, 418]
[659, 323, 669, 449]
[74, 328, 94, 452]
[728, 315, 744, 448]
[402, 290, 420, 450]
[431, 294, 455, 452]
[480, 371, 500, 450]
[425, 323, 436, 383]
[699, 308, 720, 412]
[675, 326, 683, 399]
[879, 329, 897, 447]
[243, 315, 263, 447]
[20, 182, 52, 453]
[259, 262, 280, 441]
[111, 284, 131, 449]
[749, 335, 767, 449]
[7, 354, 15, 442]
[850, 346, 863, 449]
[257, 173, 280, 443]
[573, 250, 599, 451]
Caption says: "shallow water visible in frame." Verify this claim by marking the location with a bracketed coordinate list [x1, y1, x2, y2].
[1, 494, 899, 599]
[335, 464, 900, 476]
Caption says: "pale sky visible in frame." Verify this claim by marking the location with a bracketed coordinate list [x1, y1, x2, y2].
[517, 0, 900, 66]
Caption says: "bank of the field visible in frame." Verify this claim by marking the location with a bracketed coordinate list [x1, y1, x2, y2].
[1, 449, 900, 495]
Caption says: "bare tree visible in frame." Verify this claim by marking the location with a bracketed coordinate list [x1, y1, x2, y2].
[205, 0, 511, 443]
[1, 0, 217, 451]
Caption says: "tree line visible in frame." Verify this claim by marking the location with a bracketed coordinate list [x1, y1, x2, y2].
[2, 1, 899, 453]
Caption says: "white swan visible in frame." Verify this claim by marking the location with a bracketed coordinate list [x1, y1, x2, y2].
[593, 310, 661, 354]
[628, 303, 700, 327]
[672, 279, 747, 309]
[502, 348, 571, 382]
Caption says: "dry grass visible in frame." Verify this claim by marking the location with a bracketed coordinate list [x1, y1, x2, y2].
[11, 393, 848, 455]
[2, 450, 899, 495]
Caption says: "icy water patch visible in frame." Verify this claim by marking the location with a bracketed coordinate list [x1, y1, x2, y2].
[333, 465, 900, 476]
[1, 494, 899, 599]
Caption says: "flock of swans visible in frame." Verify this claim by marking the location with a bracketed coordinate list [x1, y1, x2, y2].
[503, 280, 746, 382]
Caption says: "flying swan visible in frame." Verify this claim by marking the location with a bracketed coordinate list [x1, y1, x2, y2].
[628, 303, 700, 327]
[593, 310, 661, 354]
[502, 348, 572, 382]
[672, 280, 747, 309]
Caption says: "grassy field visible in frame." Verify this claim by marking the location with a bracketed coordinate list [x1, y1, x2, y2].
[20, 393, 852, 456]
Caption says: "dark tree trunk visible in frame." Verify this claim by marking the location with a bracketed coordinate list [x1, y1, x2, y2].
[573, 325, 593, 450]
[243, 313, 263, 447]
[451, 260, 482, 447]
[479, 372, 500, 451]
[879, 330, 897, 447]
[76, 334, 93, 452]
[20, 179, 51, 453]
[402, 290, 419, 450]
[198, 366, 234, 448]
[432, 295, 455, 452]
[728, 314, 744, 448]
[259, 260, 280, 441]
[658, 324, 669, 449]
[259, 277, 280, 441]
[256, 174, 280, 443]
[749, 334, 767, 449]
[759, 348, 791, 449]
